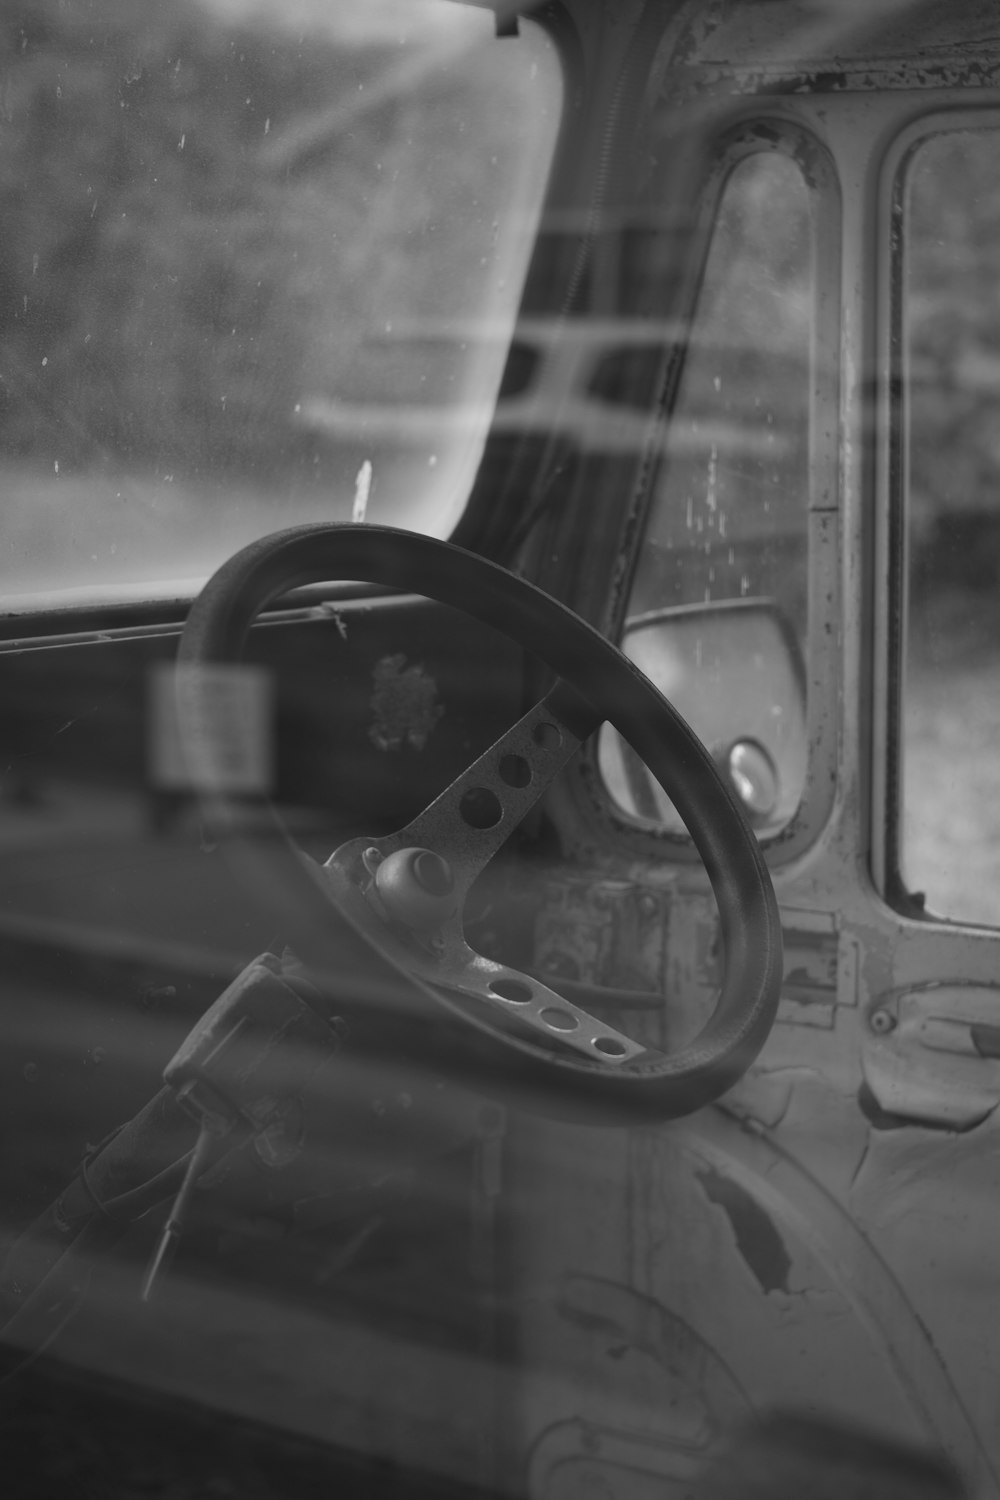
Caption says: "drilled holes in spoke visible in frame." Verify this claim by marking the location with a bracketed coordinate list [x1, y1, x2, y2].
[485, 973, 636, 1064]
[593, 1036, 629, 1058]
[457, 722, 564, 833]
[539, 1007, 578, 1031]
[532, 720, 562, 751]
[458, 787, 504, 829]
[488, 977, 533, 1004]
[458, 751, 540, 831]
[498, 753, 531, 788]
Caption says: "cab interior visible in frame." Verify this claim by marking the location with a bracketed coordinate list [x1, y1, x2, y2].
[2, 2, 1000, 1497]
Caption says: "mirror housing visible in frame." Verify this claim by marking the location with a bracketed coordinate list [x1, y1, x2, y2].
[599, 598, 807, 839]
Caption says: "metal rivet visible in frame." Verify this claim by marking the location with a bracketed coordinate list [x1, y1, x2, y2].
[362, 847, 384, 875]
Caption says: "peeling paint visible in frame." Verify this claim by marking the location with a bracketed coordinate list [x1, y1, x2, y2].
[368, 653, 444, 752]
[723, 1069, 796, 1129]
[696, 1166, 793, 1294]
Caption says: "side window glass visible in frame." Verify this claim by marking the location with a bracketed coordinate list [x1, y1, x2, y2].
[898, 129, 1000, 926]
[600, 149, 814, 839]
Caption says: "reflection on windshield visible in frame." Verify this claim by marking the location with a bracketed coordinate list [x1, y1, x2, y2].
[0, 1, 560, 605]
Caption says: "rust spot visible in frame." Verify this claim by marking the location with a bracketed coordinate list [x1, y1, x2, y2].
[369, 653, 444, 752]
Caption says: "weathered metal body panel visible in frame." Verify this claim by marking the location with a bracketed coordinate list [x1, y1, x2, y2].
[513, 9, 1000, 1496]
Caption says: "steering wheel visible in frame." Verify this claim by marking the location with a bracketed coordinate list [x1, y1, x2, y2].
[176, 523, 782, 1123]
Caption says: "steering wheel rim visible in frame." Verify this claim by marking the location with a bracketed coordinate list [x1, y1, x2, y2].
[177, 523, 783, 1123]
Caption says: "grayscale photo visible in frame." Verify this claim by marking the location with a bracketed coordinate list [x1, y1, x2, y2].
[1, 3, 997, 1497]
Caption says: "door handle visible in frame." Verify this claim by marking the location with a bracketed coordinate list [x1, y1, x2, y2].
[863, 985, 1000, 1128]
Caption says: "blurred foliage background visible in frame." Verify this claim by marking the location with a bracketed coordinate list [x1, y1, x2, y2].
[1, 0, 354, 481]
[908, 132, 1000, 545]
[0, 0, 509, 488]
[0, 0, 550, 589]
[907, 128, 1000, 653]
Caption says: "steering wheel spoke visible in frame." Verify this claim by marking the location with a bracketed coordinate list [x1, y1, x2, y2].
[425, 948, 648, 1066]
[315, 847, 643, 1064]
[325, 684, 598, 915]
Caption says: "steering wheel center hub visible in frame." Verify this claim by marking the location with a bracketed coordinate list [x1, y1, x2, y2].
[372, 846, 457, 930]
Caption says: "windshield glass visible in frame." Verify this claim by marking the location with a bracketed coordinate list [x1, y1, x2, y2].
[0, 0, 561, 609]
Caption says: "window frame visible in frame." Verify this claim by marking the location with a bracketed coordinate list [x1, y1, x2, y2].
[874, 105, 1000, 926]
[571, 114, 843, 872]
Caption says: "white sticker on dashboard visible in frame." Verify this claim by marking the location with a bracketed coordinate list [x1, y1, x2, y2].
[147, 662, 274, 794]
